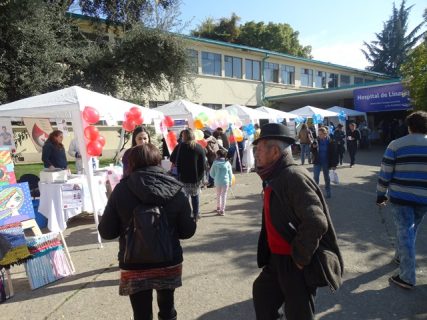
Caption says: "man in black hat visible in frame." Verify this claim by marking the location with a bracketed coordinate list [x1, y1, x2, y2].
[252, 123, 343, 320]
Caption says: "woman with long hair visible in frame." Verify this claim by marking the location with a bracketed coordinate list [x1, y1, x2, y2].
[170, 128, 206, 221]
[99, 143, 196, 320]
[122, 126, 151, 176]
[41, 130, 67, 169]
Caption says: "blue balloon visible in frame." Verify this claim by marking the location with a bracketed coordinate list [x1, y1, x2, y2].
[338, 110, 346, 122]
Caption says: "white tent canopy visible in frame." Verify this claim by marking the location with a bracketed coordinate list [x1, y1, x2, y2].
[0, 86, 164, 245]
[226, 104, 271, 124]
[153, 100, 216, 129]
[256, 106, 298, 122]
[326, 106, 367, 120]
[290, 105, 338, 118]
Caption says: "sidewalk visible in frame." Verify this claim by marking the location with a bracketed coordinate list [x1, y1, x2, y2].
[2, 147, 427, 319]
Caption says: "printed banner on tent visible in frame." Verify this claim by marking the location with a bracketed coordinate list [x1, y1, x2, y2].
[354, 83, 411, 112]
[0, 119, 16, 150]
[23, 118, 53, 152]
[56, 119, 69, 136]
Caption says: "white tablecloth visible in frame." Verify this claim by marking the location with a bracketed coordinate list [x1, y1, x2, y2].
[38, 175, 108, 232]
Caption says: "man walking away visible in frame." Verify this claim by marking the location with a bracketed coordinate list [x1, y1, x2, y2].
[376, 111, 427, 289]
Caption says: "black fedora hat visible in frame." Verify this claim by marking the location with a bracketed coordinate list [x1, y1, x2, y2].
[253, 123, 295, 145]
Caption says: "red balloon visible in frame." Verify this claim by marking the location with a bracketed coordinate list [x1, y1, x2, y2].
[87, 140, 103, 157]
[163, 116, 174, 128]
[122, 120, 136, 132]
[129, 106, 142, 119]
[133, 116, 144, 125]
[197, 139, 208, 148]
[83, 106, 100, 124]
[97, 135, 106, 147]
[84, 126, 100, 141]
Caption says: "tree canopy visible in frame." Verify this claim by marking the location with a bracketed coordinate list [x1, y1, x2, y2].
[400, 7, 427, 111]
[0, 0, 190, 104]
[191, 14, 312, 58]
[362, 0, 425, 76]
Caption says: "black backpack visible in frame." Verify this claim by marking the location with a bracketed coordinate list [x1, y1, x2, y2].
[123, 203, 173, 264]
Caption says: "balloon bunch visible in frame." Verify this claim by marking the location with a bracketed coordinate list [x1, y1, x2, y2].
[242, 123, 255, 136]
[82, 106, 105, 157]
[161, 116, 177, 152]
[295, 116, 306, 124]
[312, 114, 323, 125]
[122, 106, 144, 132]
[193, 112, 209, 129]
[338, 111, 346, 122]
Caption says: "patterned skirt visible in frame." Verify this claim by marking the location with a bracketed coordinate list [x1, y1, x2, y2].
[182, 182, 201, 197]
[119, 264, 182, 296]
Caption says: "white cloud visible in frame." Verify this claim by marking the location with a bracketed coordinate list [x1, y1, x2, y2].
[311, 42, 370, 70]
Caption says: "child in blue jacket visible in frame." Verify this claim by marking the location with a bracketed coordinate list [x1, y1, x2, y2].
[209, 149, 233, 216]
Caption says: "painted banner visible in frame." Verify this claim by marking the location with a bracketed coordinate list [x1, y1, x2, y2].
[0, 147, 16, 186]
[0, 119, 16, 150]
[23, 118, 53, 152]
[354, 83, 411, 112]
[0, 182, 35, 227]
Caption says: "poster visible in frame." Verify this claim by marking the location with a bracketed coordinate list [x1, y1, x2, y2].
[23, 118, 53, 152]
[0, 119, 16, 150]
[0, 182, 35, 227]
[354, 83, 411, 112]
[0, 147, 16, 185]
[61, 183, 83, 209]
[56, 119, 69, 136]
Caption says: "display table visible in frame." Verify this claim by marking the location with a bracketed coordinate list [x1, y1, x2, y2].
[38, 175, 108, 232]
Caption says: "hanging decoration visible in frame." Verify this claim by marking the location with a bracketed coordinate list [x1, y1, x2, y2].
[82, 106, 100, 124]
[86, 140, 103, 157]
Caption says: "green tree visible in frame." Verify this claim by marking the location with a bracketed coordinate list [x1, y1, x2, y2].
[191, 13, 240, 43]
[362, 0, 425, 76]
[0, 1, 190, 104]
[191, 14, 311, 58]
[400, 8, 427, 111]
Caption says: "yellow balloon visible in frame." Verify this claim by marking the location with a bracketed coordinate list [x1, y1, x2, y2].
[231, 174, 236, 185]
[194, 129, 204, 140]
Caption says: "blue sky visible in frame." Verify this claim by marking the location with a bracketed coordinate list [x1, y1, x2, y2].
[178, 0, 426, 69]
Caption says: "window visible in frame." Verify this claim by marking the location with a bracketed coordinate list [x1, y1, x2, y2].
[327, 73, 338, 88]
[224, 55, 242, 79]
[340, 74, 351, 86]
[354, 77, 364, 85]
[300, 68, 313, 87]
[264, 62, 279, 82]
[245, 59, 261, 80]
[315, 71, 327, 88]
[280, 64, 295, 85]
[202, 51, 221, 76]
[187, 49, 199, 74]
[202, 103, 222, 110]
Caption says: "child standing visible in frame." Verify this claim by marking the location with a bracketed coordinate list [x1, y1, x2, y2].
[209, 149, 233, 216]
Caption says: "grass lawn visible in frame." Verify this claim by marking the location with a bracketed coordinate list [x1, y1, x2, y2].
[14, 159, 114, 181]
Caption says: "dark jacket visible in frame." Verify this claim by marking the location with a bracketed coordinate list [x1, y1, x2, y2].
[346, 129, 361, 148]
[310, 137, 339, 168]
[98, 166, 196, 270]
[170, 142, 206, 184]
[257, 153, 343, 272]
[41, 140, 67, 169]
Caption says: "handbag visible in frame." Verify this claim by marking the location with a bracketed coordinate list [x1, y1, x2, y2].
[329, 169, 339, 184]
[170, 144, 181, 179]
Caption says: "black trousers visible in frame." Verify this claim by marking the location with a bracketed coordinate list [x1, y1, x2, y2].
[129, 289, 177, 320]
[347, 142, 357, 166]
[253, 255, 316, 320]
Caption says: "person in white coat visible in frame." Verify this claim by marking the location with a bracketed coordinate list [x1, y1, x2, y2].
[68, 138, 82, 173]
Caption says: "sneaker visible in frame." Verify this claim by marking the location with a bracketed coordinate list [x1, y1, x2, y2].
[389, 275, 413, 289]
[219, 211, 225, 216]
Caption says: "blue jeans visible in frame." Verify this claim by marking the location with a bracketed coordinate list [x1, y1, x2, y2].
[391, 203, 427, 285]
[313, 163, 330, 196]
[300, 144, 311, 165]
[191, 195, 199, 217]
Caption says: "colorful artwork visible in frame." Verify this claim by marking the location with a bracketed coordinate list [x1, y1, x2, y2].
[23, 118, 53, 152]
[0, 147, 16, 185]
[0, 119, 16, 150]
[0, 183, 35, 227]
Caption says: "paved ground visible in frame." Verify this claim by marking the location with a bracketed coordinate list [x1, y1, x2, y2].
[2, 146, 427, 320]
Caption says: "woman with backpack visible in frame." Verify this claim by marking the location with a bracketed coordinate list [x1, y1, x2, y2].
[99, 143, 196, 320]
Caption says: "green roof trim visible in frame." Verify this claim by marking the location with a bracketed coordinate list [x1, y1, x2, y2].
[182, 35, 392, 79]
[265, 79, 401, 101]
